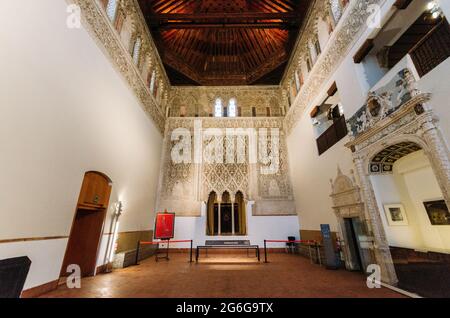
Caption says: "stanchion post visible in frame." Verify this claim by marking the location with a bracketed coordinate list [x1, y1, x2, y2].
[135, 240, 141, 265]
[316, 242, 322, 266]
[189, 240, 193, 263]
[308, 243, 313, 264]
[264, 240, 268, 263]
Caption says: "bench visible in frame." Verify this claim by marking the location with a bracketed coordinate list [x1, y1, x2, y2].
[196, 240, 260, 262]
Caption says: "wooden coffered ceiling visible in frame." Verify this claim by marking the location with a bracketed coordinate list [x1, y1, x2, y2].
[138, 0, 312, 86]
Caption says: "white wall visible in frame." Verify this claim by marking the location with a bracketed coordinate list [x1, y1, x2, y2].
[286, 109, 354, 234]
[371, 151, 450, 252]
[0, 0, 163, 289]
[170, 202, 300, 248]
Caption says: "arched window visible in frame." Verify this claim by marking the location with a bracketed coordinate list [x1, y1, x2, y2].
[214, 98, 223, 117]
[228, 98, 237, 117]
[294, 71, 301, 92]
[150, 70, 156, 93]
[106, 0, 118, 22]
[132, 37, 142, 65]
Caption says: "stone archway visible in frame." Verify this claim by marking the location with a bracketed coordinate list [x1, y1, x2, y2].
[345, 69, 450, 285]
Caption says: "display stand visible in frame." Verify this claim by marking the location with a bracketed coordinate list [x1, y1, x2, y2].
[155, 239, 170, 262]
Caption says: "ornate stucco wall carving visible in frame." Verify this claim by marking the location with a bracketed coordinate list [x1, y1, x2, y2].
[156, 117, 296, 216]
[168, 86, 285, 118]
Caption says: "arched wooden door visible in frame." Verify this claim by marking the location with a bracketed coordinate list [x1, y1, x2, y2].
[60, 171, 112, 278]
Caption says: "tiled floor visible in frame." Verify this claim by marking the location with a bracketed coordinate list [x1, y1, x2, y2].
[42, 252, 404, 298]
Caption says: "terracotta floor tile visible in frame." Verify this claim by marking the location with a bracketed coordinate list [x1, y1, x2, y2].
[41, 253, 405, 298]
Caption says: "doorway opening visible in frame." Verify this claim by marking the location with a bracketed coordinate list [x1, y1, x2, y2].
[60, 171, 112, 278]
[369, 143, 450, 296]
[343, 218, 363, 272]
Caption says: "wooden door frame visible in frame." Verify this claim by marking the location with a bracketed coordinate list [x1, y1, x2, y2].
[59, 171, 112, 278]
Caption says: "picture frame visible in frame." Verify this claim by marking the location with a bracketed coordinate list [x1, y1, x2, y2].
[154, 212, 176, 240]
[383, 204, 408, 226]
[423, 200, 450, 226]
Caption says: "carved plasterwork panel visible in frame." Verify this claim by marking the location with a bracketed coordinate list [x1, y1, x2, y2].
[257, 134, 293, 200]
[157, 117, 296, 216]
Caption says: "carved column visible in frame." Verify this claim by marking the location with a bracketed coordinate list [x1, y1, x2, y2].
[217, 198, 221, 236]
[231, 198, 235, 235]
[420, 115, 450, 207]
[353, 155, 398, 285]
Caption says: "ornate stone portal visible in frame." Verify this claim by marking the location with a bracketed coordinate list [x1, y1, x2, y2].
[156, 117, 296, 218]
[344, 68, 450, 285]
[330, 167, 375, 272]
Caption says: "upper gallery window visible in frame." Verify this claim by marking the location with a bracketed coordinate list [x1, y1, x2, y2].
[306, 56, 312, 72]
[106, 0, 118, 22]
[214, 98, 223, 117]
[132, 37, 142, 65]
[294, 71, 301, 92]
[228, 99, 237, 117]
[150, 70, 156, 93]
[314, 36, 322, 57]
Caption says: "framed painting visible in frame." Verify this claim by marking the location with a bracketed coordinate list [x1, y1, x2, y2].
[154, 212, 176, 240]
[423, 200, 450, 226]
[384, 204, 408, 226]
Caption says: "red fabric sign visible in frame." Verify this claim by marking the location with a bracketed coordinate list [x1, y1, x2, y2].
[154, 213, 175, 239]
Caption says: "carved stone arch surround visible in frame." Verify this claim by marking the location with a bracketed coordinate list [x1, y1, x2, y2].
[345, 89, 450, 285]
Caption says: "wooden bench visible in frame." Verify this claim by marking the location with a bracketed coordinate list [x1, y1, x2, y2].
[196, 240, 260, 262]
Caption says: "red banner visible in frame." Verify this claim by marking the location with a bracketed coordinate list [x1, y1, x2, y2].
[154, 212, 175, 239]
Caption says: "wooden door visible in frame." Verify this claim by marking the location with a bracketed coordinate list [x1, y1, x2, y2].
[60, 172, 112, 278]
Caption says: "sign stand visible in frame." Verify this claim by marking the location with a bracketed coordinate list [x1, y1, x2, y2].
[155, 239, 170, 262]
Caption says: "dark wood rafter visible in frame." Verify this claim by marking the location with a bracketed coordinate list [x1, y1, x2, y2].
[138, 0, 312, 85]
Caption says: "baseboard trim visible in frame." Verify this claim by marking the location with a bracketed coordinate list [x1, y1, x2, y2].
[21, 279, 59, 298]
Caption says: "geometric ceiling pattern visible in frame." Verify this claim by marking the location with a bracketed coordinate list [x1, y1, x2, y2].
[369, 142, 422, 174]
[138, 0, 312, 86]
